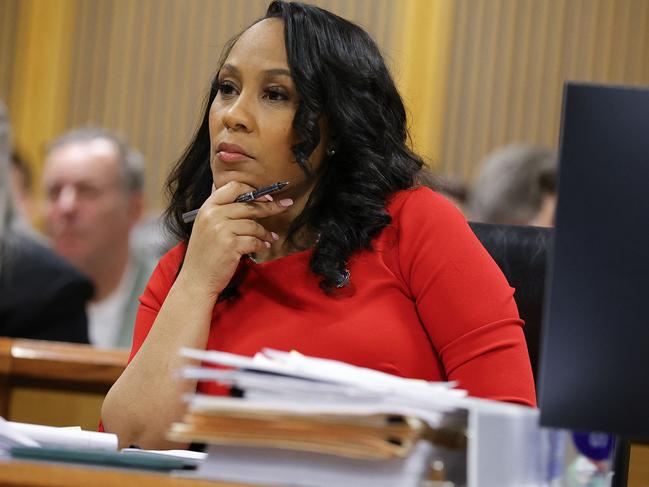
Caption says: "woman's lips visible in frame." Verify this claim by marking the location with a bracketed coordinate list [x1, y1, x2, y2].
[217, 142, 253, 163]
[217, 150, 252, 163]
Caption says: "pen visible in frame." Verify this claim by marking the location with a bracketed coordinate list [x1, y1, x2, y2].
[234, 180, 289, 203]
[181, 181, 289, 224]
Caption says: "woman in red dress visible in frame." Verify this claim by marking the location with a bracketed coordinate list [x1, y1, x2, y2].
[101, 1, 535, 449]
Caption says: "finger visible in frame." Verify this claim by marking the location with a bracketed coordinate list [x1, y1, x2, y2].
[198, 198, 291, 226]
[235, 235, 272, 256]
[223, 198, 294, 220]
[228, 219, 279, 244]
[207, 181, 257, 206]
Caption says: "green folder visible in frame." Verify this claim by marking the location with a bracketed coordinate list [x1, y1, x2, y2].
[10, 446, 190, 471]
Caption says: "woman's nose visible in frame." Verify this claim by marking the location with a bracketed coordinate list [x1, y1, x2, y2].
[222, 95, 254, 132]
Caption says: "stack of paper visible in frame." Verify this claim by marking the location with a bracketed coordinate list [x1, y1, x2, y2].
[196, 441, 436, 487]
[170, 348, 469, 487]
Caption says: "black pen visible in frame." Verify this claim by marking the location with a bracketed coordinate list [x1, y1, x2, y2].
[234, 181, 289, 203]
[181, 181, 289, 224]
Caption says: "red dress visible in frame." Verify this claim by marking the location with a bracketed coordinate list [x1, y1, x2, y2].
[129, 187, 536, 406]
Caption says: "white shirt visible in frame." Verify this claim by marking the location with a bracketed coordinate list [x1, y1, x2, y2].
[87, 260, 135, 348]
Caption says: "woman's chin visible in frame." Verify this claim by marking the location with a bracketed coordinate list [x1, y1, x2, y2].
[212, 173, 260, 191]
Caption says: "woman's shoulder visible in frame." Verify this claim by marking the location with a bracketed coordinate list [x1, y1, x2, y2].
[386, 186, 465, 224]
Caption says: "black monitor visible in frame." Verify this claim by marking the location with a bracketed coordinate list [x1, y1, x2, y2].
[538, 82, 649, 440]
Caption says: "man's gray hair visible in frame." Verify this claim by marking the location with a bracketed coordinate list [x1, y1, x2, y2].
[468, 143, 557, 225]
[0, 101, 18, 277]
[47, 128, 144, 193]
[0, 101, 15, 241]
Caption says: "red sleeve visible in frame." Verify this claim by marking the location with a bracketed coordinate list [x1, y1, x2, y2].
[128, 242, 187, 363]
[394, 188, 536, 406]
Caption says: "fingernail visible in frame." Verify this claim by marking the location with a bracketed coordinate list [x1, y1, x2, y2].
[264, 241, 271, 248]
[263, 194, 273, 201]
[271, 232, 279, 240]
[278, 198, 294, 207]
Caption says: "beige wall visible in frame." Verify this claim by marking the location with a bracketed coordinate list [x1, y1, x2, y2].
[437, 0, 649, 180]
[1, 0, 649, 212]
[65, 0, 397, 209]
[0, 0, 397, 211]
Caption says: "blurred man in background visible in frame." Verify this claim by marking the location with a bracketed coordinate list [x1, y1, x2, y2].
[42, 128, 155, 348]
[467, 143, 557, 227]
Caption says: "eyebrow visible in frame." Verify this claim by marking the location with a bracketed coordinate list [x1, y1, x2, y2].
[220, 63, 291, 79]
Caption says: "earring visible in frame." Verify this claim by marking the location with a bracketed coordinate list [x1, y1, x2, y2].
[326, 145, 336, 157]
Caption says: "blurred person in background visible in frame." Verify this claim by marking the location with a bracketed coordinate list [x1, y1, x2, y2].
[42, 128, 156, 348]
[531, 165, 557, 227]
[467, 143, 557, 227]
[130, 212, 178, 261]
[0, 101, 92, 342]
[10, 150, 37, 222]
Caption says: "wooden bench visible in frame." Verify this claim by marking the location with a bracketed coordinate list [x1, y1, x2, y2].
[0, 338, 128, 430]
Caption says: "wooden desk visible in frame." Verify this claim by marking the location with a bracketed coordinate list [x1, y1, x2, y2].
[0, 338, 647, 485]
[0, 338, 128, 429]
[1, 453, 647, 487]
[0, 459, 253, 487]
[629, 443, 649, 487]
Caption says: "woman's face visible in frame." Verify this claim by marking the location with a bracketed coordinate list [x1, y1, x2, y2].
[209, 18, 326, 203]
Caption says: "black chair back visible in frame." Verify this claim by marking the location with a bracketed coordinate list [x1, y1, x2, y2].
[469, 222, 552, 380]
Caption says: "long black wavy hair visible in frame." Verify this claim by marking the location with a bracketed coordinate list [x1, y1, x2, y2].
[165, 0, 423, 293]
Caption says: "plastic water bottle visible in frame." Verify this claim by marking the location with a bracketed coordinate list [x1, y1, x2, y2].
[564, 432, 614, 487]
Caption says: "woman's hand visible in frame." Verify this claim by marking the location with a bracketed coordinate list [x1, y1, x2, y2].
[178, 181, 293, 298]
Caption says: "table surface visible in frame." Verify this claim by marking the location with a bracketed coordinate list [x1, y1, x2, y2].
[3, 449, 647, 487]
[0, 458, 257, 487]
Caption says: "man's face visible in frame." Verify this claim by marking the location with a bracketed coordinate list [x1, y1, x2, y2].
[43, 139, 140, 273]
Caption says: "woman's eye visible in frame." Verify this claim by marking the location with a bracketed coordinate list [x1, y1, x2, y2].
[265, 88, 289, 101]
[218, 81, 237, 97]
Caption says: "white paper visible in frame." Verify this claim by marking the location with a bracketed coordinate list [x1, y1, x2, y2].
[180, 347, 470, 429]
[9, 421, 117, 451]
[0, 417, 41, 452]
[181, 347, 465, 399]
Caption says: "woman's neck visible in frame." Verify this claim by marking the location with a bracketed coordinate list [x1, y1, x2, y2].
[252, 223, 316, 263]
[253, 192, 315, 263]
